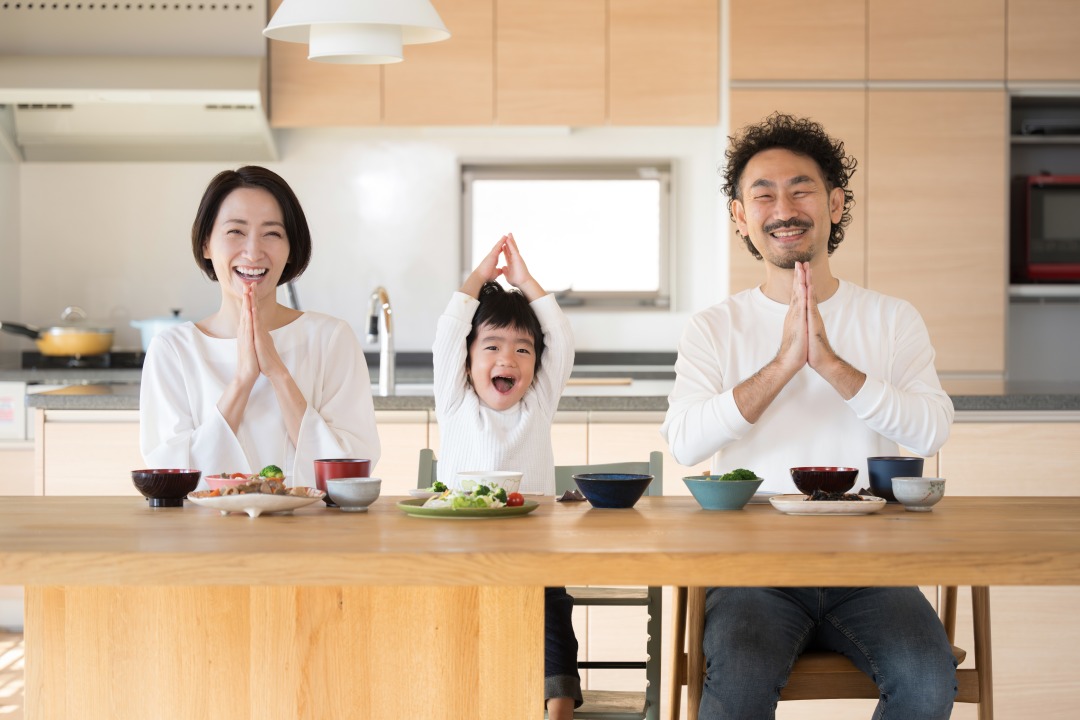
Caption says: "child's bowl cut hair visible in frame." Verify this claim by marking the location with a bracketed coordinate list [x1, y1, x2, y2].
[466, 281, 545, 374]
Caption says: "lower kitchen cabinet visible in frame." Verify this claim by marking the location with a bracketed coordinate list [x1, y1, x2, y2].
[372, 411, 430, 497]
[37, 410, 144, 496]
[0, 444, 34, 495]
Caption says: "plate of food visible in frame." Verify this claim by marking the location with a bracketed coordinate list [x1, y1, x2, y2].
[187, 478, 324, 518]
[769, 493, 886, 516]
[397, 497, 539, 519]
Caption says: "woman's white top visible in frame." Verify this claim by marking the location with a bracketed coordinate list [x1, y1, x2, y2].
[139, 311, 380, 490]
[433, 292, 574, 495]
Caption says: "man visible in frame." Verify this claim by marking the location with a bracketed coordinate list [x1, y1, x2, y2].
[661, 113, 957, 719]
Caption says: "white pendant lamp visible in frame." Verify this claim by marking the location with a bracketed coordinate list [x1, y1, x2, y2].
[263, 0, 451, 65]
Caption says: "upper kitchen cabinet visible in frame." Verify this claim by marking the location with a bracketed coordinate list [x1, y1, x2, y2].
[1007, 0, 1080, 82]
[730, 0, 865, 81]
[495, 0, 606, 125]
[267, 0, 381, 127]
[868, 0, 1005, 81]
[867, 90, 1008, 374]
[728, 90, 867, 292]
[608, 0, 718, 125]
[383, 0, 495, 125]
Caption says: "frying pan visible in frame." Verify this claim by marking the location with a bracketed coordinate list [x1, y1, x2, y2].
[0, 306, 114, 356]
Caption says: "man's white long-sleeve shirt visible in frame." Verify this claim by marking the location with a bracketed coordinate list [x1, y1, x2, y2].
[661, 281, 953, 493]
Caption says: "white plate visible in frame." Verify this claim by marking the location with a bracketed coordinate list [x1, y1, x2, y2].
[187, 488, 325, 518]
[408, 488, 441, 499]
[769, 494, 886, 516]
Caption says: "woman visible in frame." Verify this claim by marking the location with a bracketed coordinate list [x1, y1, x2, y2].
[140, 166, 379, 488]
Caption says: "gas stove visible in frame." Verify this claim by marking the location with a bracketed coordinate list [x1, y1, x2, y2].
[21, 350, 145, 370]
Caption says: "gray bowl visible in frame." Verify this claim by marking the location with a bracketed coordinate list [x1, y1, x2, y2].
[326, 477, 382, 512]
[892, 477, 945, 512]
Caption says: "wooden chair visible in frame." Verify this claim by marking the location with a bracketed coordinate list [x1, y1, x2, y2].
[555, 452, 664, 720]
[668, 585, 992, 720]
[416, 449, 664, 720]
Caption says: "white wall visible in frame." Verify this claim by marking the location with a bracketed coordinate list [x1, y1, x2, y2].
[17, 126, 727, 353]
[0, 147, 18, 353]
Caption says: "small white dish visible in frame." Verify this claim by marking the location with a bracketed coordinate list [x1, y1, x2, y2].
[457, 470, 523, 494]
[326, 477, 382, 512]
[769, 493, 886, 516]
[891, 477, 946, 512]
[187, 487, 324, 518]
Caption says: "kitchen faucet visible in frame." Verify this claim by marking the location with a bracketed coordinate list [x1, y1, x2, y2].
[366, 286, 395, 396]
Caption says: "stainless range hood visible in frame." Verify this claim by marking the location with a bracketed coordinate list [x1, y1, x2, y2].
[0, 3, 276, 162]
[0, 56, 277, 162]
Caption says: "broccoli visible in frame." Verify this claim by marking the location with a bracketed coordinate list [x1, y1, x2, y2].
[494, 487, 508, 504]
[718, 468, 758, 482]
[475, 484, 491, 496]
[259, 464, 285, 479]
[432, 481, 447, 492]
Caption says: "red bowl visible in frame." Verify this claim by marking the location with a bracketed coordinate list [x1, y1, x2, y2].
[789, 466, 859, 495]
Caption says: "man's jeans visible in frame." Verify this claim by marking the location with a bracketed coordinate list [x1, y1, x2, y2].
[700, 586, 957, 719]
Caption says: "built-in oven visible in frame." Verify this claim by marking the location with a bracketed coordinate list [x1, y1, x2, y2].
[1012, 174, 1080, 283]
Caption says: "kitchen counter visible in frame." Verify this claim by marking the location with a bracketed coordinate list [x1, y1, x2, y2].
[21, 379, 1080, 413]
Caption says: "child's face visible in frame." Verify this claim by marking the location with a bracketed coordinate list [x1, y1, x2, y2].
[467, 322, 537, 411]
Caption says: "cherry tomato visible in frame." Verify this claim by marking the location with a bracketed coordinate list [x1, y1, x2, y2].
[230, 472, 247, 479]
[506, 492, 525, 507]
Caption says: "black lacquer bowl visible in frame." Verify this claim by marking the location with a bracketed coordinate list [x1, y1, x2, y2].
[131, 469, 201, 508]
[789, 466, 858, 496]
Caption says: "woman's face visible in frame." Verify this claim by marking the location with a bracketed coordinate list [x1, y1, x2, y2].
[202, 187, 290, 304]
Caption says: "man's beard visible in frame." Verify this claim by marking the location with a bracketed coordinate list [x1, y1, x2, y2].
[760, 219, 816, 269]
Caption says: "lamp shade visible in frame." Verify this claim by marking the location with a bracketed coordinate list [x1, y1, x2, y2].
[263, 0, 451, 65]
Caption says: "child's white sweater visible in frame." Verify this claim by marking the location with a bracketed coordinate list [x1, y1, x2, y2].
[432, 292, 574, 495]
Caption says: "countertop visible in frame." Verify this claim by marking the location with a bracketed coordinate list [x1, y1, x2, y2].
[5, 351, 1080, 413]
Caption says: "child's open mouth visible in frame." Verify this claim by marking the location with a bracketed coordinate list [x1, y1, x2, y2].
[492, 376, 516, 393]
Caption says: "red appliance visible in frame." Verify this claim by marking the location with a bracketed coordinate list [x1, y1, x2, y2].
[1012, 174, 1080, 282]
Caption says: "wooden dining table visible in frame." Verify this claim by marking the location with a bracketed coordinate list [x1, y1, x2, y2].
[2, 495, 1079, 720]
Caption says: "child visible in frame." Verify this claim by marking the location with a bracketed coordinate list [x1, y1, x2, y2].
[432, 233, 580, 718]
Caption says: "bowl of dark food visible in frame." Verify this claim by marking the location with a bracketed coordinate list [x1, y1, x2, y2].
[131, 468, 202, 508]
[683, 468, 763, 511]
[789, 466, 859, 496]
[573, 473, 653, 509]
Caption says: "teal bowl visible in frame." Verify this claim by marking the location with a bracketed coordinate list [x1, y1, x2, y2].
[683, 475, 764, 511]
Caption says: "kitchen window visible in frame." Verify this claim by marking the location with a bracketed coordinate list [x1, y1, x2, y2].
[461, 163, 671, 309]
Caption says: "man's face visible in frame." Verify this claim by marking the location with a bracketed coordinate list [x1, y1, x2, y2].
[731, 148, 844, 269]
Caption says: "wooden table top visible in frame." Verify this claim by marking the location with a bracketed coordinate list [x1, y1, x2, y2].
[2, 496, 1078, 587]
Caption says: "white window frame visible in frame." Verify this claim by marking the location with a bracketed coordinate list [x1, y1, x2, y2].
[461, 163, 672, 309]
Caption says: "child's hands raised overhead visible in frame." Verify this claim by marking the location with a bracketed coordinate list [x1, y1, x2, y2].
[460, 233, 547, 301]
[501, 233, 545, 301]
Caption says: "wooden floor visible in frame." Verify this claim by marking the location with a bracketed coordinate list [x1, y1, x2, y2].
[0, 633, 23, 720]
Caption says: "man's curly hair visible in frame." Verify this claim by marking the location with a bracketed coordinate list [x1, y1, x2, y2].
[722, 113, 856, 259]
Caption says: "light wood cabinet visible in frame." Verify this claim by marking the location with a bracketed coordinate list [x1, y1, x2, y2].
[729, 0, 865, 81]
[939, 420, 1080, 720]
[608, 0, 718, 125]
[866, 90, 1008, 374]
[727, 90, 867, 292]
[372, 411, 431, 497]
[1007, 0, 1080, 82]
[383, 0, 495, 125]
[267, 0, 381, 127]
[38, 410, 143, 496]
[868, 0, 1005, 80]
[0, 444, 34, 495]
[269, 0, 718, 127]
[495, 0, 607, 125]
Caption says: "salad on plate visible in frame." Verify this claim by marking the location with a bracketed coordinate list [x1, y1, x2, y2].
[422, 482, 525, 509]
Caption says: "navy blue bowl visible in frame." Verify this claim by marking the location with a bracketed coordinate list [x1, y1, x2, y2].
[573, 473, 653, 509]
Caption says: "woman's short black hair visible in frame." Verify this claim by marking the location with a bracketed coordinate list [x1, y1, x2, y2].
[466, 282, 545, 374]
[722, 112, 857, 259]
[191, 165, 312, 285]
